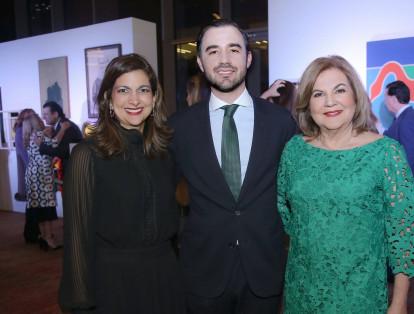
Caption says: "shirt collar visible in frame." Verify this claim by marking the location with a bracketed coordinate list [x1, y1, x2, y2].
[54, 118, 61, 130]
[396, 104, 410, 118]
[209, 88, 253, 112]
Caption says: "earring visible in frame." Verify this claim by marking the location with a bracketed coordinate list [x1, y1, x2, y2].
[109, 103, 115, 119]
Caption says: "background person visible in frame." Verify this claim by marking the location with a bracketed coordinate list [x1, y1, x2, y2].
[13, 108, 35, 202]
[383, 80, 414, 174]
[59, 53, 185, 313]
[277, 55, 414, 313]
[39, 101, 82, 175]
[185, 73, 210, 107]
[23, 113, 63, 250]
[261, 79, 297, 111]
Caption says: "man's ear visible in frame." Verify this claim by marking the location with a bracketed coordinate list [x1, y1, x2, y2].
[246, 51, 252, 69]
[197, 56, 205, 73]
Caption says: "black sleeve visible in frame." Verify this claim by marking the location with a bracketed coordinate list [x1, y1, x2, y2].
[167, 116, 183, 186]
[58, 142, 96, 312]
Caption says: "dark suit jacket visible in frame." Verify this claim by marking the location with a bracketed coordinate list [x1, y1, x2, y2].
[39, 118, 82, 174]
[169, 96, 297, 298]
[384, 106, 414, 174]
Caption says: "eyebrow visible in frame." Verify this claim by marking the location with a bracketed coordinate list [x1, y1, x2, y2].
[312, 83, 347, 92]
[204, 45, 219, 52]
[204, 43, 242, 52]
[114, 84, 151, 90]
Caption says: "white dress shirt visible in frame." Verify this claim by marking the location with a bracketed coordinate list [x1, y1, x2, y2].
[209, 88, 254, 183]
[396, 104, 410, 118]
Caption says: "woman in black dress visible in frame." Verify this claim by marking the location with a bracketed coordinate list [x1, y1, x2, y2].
[59, 53, 185, 313]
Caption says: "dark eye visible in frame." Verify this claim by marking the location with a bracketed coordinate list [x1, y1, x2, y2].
[208, 50, 218, 55]
[312, 91, 323, 98]
[138, 87, 151, 94]
[117, 87, 129, 94]
[230, 48, 240, 53]
[336, 88, 346, 94]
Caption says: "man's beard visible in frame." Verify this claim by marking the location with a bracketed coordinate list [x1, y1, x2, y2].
[204, 63, 247, 93]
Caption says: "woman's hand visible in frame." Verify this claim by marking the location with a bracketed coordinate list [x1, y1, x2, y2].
[260, 79, 286, 101]
[387, 273, 410, 314]
[53, 121, 71, 145]
[387, 302, 407, 314]
[43, 127, 54, 138]
[34, 132, 43, 146]
[61, 121, 70, 131]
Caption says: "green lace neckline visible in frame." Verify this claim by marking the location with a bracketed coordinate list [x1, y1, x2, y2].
[299, 135, 386, 153]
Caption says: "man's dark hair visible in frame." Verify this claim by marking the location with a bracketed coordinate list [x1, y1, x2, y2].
[196, 19, 250, 56]
[43, 101, 65, 118]
[386, 80, 410, 104]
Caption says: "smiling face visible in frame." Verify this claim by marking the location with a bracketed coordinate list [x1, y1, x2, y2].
[197, 25, 252, 101]
[42, 107, 59, 126]
[309, 68, 356, 134]
[111, 69, 154, 132]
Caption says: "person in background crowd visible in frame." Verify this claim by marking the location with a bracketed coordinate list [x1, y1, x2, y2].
[39, 101, 82, 175]
[16, 109, 38, 243]
[23, 113, 68, 250]
[174, 73, 210, 244]
[81, 121, 94, 138]
[383, 80, 414, 174]
[261, 79, 297, 111]
[169, 19, 296, 314]
[13, 108, 35, 202]
[277, 55, 414, 313]
[185, 73, 210, 107]
[59, 53, 185, 313]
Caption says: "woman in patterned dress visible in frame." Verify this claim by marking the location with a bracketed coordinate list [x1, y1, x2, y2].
[277, 55, 414, 313]
[23, 113, 68, 250]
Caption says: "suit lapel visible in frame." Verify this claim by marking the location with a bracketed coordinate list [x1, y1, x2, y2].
[193, 102, 236, 204]
[54, 122, 61, 137]
[389, 107, 413, 140]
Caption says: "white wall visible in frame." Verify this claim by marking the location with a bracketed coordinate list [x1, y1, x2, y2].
[268, 0, 414, 85]
[0, 17, 157, 213]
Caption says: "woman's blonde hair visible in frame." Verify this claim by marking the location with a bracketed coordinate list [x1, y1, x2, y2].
[22, 114, 45, 148]
[295, 55, 377, 137]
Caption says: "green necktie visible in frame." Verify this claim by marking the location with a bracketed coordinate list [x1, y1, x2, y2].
[221, 104, 241, 200]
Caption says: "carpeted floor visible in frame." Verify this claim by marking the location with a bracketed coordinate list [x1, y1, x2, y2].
[0, 210, 63, 314]
[0, 210, 413, 314]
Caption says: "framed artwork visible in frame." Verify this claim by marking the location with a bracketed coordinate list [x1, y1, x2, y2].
[85, 44, 122, 118]
[0, 87, 4, 145]
[367, 36, 414, 132]
[38, 56, 70, 117]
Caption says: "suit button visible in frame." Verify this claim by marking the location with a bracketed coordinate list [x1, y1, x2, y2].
[234, 210, 241, 216]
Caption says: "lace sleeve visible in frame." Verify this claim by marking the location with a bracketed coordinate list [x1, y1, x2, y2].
[384, 141, 414, 277]
[59, 142, 96, 312]
[277, 143, 293, 234]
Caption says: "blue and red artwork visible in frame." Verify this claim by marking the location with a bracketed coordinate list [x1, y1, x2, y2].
[367, 37, 414, 130]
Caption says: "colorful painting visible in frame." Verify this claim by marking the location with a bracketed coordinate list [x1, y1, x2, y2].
[367, 37, 414, 131]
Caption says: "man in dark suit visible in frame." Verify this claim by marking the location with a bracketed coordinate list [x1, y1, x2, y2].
[169, 19, 296, 314]
[39, 101, 82, 174]
[383, 80, 414, 173]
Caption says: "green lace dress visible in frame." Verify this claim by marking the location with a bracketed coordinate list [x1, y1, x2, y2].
[277, 135, 414, 313]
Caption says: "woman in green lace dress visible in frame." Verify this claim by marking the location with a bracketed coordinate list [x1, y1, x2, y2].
[277, 55, 414, 313]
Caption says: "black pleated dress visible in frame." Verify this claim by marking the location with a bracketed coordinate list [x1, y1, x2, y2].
[59, 127, 185, 314]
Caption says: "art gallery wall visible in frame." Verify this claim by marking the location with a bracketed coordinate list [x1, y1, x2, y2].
[0, 17, 157, 214]
[268, 0, 414, 85]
